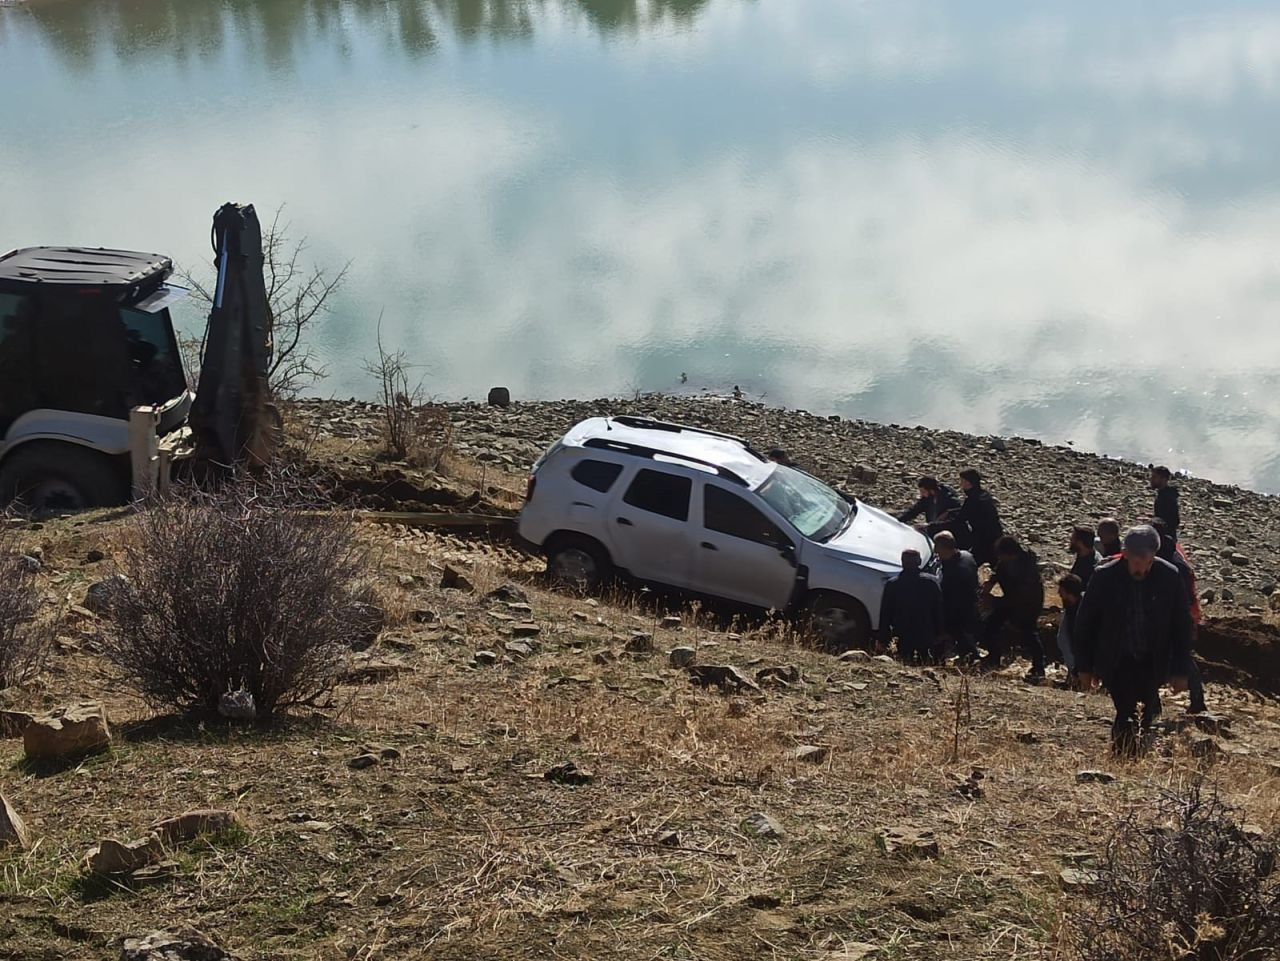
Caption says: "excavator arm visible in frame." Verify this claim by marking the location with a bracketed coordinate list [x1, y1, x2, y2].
[189, 203, 278, 468]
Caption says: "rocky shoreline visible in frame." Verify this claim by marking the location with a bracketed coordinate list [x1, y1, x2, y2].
[294, 393, 1280, 619]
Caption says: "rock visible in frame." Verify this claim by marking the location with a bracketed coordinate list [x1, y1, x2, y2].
[657, 830, 681, 847]
[487, 387, 511, 408]
[571, 610, 589, 622]
[0, 708, 33, 738]
[1229, 553, 1251, 567]
[873, 654, 896, 664]
[440, 566, 474, 592]
[130, 860, 181, 887]
[1059, 867, 1103, 893]
[688, 664, 759, 693]
[85, 549, 106, 564]
[1192, 713, 1231, 735]
[348, 752, 380, 770]
[1076, 769, 1117, 784]
[1188, 733, 1221, 759]
[120, 930, 241, 960]
[505, 640, 534, 658]
[84, 574, 131, 615]
[794, 745, 829, 764]
[152, 810, 243, 846]
[990, 437, 1008, 452]
[85, 834, 164, 875]
[1221, 587, 1235, 602]
[625, 632, 654, 653]
[0, 792, 31, 849]
[591, 649, 615, 665]
[23, 700, 111, 761]
[741, 812, 785, 840]
[473, 650, 498, 666]
[877, 825, 939, 860]
[1200, 589, 1217, 604]
[217, 690, 256, 721]
[511, 623, 541, 639]
[668, 646, 696, 668]
[349, 596, 386, 650]
[17, 554, 41, 573]
[1015, 730, 1040, 744]
[838, 650, 869, 662]
[1213, 497, 1234, 509]
[339, 655, 409, 684]
[544, 761, 594, 785]
[485, 583, 528, 604]
[756, 665, 800, 685]
[660, 616, 682, 629]
[379, 747, 401, 761]
[411, 608, 438, 624]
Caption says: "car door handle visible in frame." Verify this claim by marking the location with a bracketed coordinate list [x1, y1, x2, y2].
[700, 542, 718, 551]
[616, 517, 633, 526]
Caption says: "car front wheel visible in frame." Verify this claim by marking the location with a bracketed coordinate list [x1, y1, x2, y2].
[804, 591, 872, 652]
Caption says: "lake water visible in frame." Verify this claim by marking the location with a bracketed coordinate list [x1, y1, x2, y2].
[3, 0, 1279, 490]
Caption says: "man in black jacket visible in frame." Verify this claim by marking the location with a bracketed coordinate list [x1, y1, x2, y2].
[1096, 518, 1123, 558]
[1069, 526, 1102, 588]
[933, 531, 980, 662]
[898, 476, 962, 534]
[1150, 466, 1180, 542]
[879, 549, 943, 663]
[980, 535, 1046, 682]
[1074, 525, 1192, 754]
[1150, 517, 1207, 715]
[957, 469, 1004, 567]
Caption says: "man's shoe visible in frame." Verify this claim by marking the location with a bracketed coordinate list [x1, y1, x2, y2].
[1023, 669, 1045, 686]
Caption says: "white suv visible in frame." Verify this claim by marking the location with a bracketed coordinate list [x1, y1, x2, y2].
[518, 416, 932, 649]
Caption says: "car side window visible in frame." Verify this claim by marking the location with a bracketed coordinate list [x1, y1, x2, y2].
[704, 486, 790, 547]
[570, 459, 624, 493]
[623, 469, 691, 522]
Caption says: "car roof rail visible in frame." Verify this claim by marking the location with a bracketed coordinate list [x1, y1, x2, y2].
[608, 415, 766, 459]
[583, 437, 750, 486]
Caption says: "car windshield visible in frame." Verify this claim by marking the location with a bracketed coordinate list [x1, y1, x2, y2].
[755, 465, 853, 541]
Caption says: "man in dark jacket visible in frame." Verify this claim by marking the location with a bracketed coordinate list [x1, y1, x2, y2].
[1057, 573, 1084, 689]
[1150, 466, 1180, 542]
[1069, 526, 1102, 588]
[879, 549, 943, 663]
[898, 476, 962, 533]
[1151, 517, 1206, 714]
[980, 535, 1046, 682]
[933, 531, 980, 661]
[1074, 525, 1192, 754]
[957, 469, 1004, 567]
[1096, 518, 1123, 558]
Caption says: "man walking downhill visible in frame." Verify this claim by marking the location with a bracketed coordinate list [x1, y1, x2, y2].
[980, 536, 1047, 683]
[879, 549, 943, 663]
[933, 531, 981, 662]
[1150, 466, 1180, 542]
[1151, 517, 1207, 714]
[1056, 573, 1084, 689]
[1096, 518, 1123, 559]
[1069, 525, 1103, 588]
[1074, 525, 1192, 755]
[957, 469, 1004, 568]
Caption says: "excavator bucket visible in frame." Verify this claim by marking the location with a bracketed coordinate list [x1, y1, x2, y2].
[189, 203, 279, 469]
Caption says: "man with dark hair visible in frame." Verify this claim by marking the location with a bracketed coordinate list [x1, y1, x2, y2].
[768, 449, 794, 467]
[878, 549, 943, 663]
[1069, 525, 1102, 587]
[1074, 525, 1192, 755]
[933, 531, 981, 662]
[898, 476, 962, 532]
[1057, 573, 1084, 689]
[980, 535, 1046, 682]
[1150, 517, 1207, 714]
[1096, 518, 1122, 558]
[957, 469, 1004, 568]
[1150, 466, 1180, 542]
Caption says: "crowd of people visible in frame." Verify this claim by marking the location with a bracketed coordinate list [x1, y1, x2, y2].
[879, 465, 1201, 754]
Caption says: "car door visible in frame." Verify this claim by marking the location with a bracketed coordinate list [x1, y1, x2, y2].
[607, 466, 695, 587]
[694, 481, 800, 610]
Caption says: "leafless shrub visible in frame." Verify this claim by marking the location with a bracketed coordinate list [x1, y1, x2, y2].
[181, 204, 350, 399]
[363, 325, 451, 467]
[1071, 781, 1280, 961]
[0, 525, 51, 688]
[97, 479, 370, 720]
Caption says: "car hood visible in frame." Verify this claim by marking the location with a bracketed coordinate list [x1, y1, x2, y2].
[816, 501, 932, 573]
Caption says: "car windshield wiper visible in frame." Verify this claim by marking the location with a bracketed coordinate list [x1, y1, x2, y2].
[821, 506, 856, 542]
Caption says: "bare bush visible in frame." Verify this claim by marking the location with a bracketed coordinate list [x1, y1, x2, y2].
[0, 527, 51, 688]
[97, 480, 370, 720]
[363, 325, 452, 467]
[1071, 781, 1280, 961]
[181, 205, 350, 399]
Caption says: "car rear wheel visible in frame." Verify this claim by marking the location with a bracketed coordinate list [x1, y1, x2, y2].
[545, 534, 612, 594]
[0, 442, 127, 514]
[804, 591, 872, 653]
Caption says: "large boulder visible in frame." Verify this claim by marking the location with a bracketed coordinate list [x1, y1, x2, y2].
[23, 701, 111, 761]
[120, 930, 241, 961]
[0, 792, 31, 849]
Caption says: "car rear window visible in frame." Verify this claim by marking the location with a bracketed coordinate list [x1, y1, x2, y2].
[570, 459, 624, 493]
[704, 486, 790, 547]
[623, 469, 691, 522]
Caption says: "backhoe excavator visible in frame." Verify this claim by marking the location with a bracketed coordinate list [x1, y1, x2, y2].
[0, 203, 279, 511]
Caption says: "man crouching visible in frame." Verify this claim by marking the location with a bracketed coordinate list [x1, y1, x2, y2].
[1073, 525, 1191, 755]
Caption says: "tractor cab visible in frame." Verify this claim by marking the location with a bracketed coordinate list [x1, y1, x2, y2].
[0, 246, 193, 510]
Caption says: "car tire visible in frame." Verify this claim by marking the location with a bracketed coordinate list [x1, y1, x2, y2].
[804, 591, 872, 653]
[0, 442, 127, 514]
[545, 534, 612, 594]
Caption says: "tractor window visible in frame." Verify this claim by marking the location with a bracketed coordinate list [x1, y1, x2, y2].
[119, 306, 187, 405]
[0, 292, 38, 433]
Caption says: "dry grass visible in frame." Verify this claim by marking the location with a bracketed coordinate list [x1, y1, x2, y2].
[1, 513, 1278, 960]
